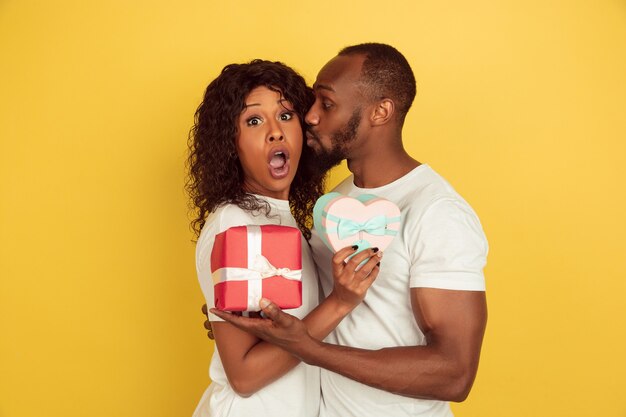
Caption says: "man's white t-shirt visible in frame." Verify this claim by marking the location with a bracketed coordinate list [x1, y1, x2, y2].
[310, 164, 488, 417]
[193, 196, 321, 417]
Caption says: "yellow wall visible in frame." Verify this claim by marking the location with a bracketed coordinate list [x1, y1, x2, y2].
[1, 1, 625, 416]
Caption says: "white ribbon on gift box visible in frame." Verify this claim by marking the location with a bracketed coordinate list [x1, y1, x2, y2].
[212, 225, 302, 311]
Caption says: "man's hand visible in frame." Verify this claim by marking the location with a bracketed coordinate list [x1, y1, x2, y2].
[210, 298, 315, 358]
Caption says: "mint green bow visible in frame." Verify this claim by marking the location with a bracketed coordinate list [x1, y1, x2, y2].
[337, 215, 387, 239]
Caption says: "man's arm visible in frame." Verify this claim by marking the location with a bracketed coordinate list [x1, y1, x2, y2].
[212, 287, 487, 401]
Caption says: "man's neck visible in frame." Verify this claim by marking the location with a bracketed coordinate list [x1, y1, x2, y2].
[347, 139, 420, 188]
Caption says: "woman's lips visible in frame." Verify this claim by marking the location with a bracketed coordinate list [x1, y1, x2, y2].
[269, 159, 290, 179]
[268, 147, 290, 179]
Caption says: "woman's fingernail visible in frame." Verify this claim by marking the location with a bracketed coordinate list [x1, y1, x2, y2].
[351, 245, 358, 250]
[377, 251, 383, 258]
[372, 247, 379, 253]
[376, 262, 380, 267]
[259, 298, 271, 309]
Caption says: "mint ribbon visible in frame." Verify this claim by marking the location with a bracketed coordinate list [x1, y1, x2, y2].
[337, 215, 388, 239]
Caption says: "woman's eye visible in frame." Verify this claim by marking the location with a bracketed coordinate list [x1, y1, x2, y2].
[322, 102, 333, 110]
[246, 117, 262, 126]
[280, 112, 294, 121]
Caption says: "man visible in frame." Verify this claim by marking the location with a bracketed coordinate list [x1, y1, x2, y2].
[211, 43, 488, 417]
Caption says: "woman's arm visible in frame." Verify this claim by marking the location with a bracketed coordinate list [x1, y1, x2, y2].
[212, 246, 382, 397]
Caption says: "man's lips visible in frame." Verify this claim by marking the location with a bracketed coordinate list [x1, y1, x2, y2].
[306, 130, 320, 144]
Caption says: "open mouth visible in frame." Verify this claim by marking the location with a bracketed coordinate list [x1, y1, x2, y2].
[268, 147, 290, 179]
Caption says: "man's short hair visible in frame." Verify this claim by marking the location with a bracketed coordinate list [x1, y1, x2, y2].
[339, 43, 416, 122]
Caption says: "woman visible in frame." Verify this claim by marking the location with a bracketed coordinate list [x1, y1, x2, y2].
[187, 60, 382, 417]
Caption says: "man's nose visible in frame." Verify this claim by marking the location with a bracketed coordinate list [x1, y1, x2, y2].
[305, 107, 319, 126]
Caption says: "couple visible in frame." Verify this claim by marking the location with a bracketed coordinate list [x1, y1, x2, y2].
[188, 43, 488, 417]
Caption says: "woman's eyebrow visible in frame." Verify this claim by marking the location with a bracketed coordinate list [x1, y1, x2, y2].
[244, 99, 289, 109]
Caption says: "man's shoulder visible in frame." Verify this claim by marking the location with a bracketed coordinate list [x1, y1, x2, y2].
[403, 165, 471, 208]
[370, 165, 482, 235]
[325, 166, 475, 215]
[329, 175, 355, 194]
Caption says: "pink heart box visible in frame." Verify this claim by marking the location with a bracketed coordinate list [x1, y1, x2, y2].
[313, 193, 401, 254]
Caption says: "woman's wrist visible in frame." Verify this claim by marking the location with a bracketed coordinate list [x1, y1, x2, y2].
[324, 291, 358, 318]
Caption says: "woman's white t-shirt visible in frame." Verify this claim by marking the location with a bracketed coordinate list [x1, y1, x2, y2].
[193, 195, 321, 417]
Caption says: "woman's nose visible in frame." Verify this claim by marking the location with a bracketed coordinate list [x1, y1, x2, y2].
[268, 132, 284, 142]
[268, 121, 284, 142]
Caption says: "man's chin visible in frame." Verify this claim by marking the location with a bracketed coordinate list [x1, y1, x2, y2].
[314, 149, 344, 174]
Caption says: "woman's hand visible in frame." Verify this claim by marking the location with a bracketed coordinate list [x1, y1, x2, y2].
[327, 246, 382, 313]
[201, 304, 214, 339]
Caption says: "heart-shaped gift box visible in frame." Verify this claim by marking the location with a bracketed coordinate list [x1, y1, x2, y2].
[313, 192, 401, 255]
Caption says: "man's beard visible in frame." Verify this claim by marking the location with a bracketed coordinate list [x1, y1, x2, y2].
[311, 108, 362, 174]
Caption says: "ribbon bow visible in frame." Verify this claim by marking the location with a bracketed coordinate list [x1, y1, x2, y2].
[251, 255, 301, 281]
[337, 215, 387, 240]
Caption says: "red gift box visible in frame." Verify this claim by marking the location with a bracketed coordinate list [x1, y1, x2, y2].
[210, 225, 303, 311]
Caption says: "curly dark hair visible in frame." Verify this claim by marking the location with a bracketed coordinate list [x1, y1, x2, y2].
[186, 59, 325, 240]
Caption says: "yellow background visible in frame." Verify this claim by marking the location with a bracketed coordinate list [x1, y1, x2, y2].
[1, 1, 625, 416]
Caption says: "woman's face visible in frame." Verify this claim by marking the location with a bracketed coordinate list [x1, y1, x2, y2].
[236, 86, 303, 200]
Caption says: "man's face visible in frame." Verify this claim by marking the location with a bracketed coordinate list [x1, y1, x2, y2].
[305, 54, 367, 172]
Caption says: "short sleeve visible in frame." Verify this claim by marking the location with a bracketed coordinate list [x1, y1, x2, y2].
[196, 206, 256, 321]
[408, 198, 488, 291]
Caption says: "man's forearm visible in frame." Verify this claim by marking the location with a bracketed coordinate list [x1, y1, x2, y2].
[293, 337, 475, 402]
[211, 290, 486, 402]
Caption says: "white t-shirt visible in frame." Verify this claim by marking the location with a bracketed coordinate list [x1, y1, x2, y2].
[310, 164, 488, 417]
[193, 195, 321, 417]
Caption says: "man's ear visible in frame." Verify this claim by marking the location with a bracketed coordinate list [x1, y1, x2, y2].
[370, 98, 394, 126]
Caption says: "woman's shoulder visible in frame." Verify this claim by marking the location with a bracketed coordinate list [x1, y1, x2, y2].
[215, 202, 252, 219]
[203, 203, 254, 234]
[196, 204, 249, 254]
[199, 200, 295, 244]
